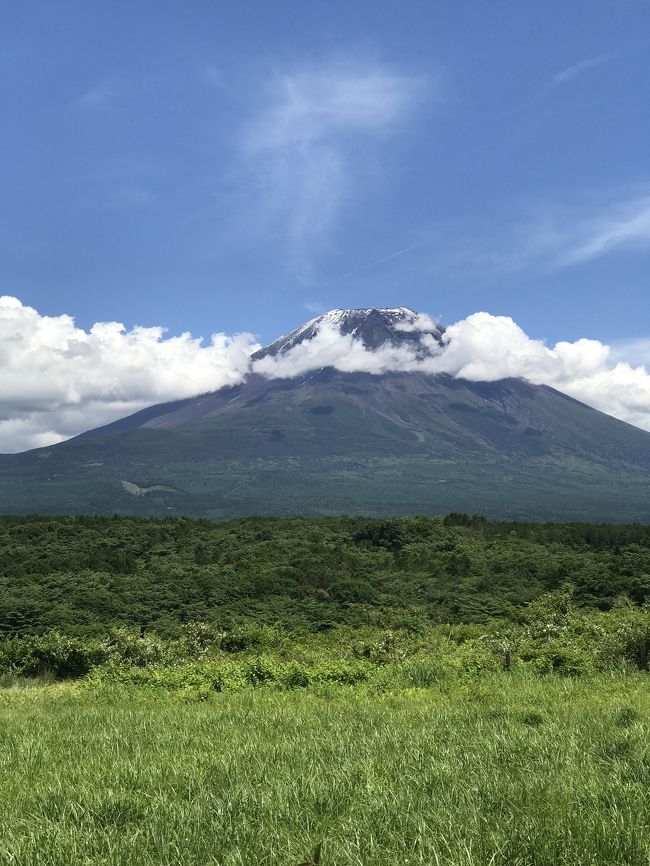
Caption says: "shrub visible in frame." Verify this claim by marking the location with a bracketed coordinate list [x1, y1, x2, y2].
[219, 625, 283, 654]
[101, 629, 169, 667]
[524, 642, 595, 677]
[0, 632, 105, 679]
[312, 660, 371, 685]
[279, 662, 311, 689]
[352, 629, 413, 665]
[242, 656, 280, 686]
[177, 621, 223, 659]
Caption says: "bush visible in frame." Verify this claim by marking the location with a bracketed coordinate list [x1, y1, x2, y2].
[351, 630, 408, 664]
[312, 660, 371, 685]
[0, 632, 105, 679]
[279, 662, 311, 689]
[177, 622, 223, 659]
[242, 656, 280, 686]
[524, 642, 595, 677]
[219, 625, 284, 654]
[101, 629, 169, 667]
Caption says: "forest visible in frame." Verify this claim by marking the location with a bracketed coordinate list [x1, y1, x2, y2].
[0, 513, 648, 686]
[2, 512, 650, 637]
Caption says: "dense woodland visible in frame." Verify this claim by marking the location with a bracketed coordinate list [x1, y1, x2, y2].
[1, 513, 650, 636]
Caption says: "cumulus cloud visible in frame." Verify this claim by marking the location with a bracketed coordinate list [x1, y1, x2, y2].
[394, 311, 440, 333]
[254, 311, 650, 433]
[0, 296, 258, 453]
[429, 314, 650, 434]
[239, 58, 428, 277]
[254, 321, 428, 378]
[4, 296, 650, 454]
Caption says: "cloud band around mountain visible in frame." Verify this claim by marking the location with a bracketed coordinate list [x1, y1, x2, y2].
[0, 296, 257, 452]
[2, 295, 650, 452]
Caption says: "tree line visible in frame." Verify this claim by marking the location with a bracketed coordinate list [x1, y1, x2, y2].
[1, 513, 649, 636]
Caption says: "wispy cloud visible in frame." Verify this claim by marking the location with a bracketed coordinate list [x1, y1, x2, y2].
[560, 196, 650, 264]
[106, 185, 154, 210]
[303, 301, 326, 314]
[202, 65, 227, 89]
[237, 57, 430, 279]
[448, 190, 650, 277]
[610, 337, 650, 367]
[71, 80, 116, 111]
[545, 51, 619, 90]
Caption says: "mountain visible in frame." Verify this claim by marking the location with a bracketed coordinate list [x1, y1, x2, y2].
[252, 306, 445, 360]
[2, 307, 650, 521]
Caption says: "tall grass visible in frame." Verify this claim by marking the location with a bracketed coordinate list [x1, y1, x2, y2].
[0, 674, 648, 865]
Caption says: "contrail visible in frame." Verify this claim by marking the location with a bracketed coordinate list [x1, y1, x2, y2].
[337, 238, 428, 281]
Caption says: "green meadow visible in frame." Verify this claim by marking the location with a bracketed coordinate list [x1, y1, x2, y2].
[0, 675, 648, 866]
[1, 515, 649, 865]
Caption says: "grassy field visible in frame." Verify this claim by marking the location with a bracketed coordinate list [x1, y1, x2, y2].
[0, 675, 648, 866]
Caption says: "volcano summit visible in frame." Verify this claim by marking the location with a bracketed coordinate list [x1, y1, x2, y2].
[253, 307, 445, 360]
[2, 307, 650, 521]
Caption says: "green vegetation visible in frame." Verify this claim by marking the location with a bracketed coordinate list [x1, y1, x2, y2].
[0, 676, 648, 865]
[3, 451, 650, 523]
[0, 583, 648, 688]
[1, 513, 649, 864]
[3, 370, 650, 522]
[1, 514, 650, 635]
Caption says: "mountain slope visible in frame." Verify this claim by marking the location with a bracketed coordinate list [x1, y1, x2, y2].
[252, 306, 445, 360]
[1, 308, 650, 521]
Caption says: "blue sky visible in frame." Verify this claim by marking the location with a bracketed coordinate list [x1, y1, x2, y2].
[2, 0, 649, 346]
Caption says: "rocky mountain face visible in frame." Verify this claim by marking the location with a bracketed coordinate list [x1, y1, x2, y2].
[253, 307, 445, 360]
[2, 308, 650, 521]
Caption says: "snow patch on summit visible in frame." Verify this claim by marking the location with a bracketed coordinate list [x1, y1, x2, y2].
[250, 308, 650, 437]
[252, 306, 446, 378]
[253, 307, 444, 364]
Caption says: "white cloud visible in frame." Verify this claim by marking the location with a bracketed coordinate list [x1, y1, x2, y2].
[394, 311, 440, 333]
[459, 192, 650, 276]
[610, 338, 650, 367]
[254, 321, 428, 378]
[71, 80, 116, 111]
[4, 296, 650, 454]
[0, 296, 258, 453]
[254, 311, 650, 433]
[432, 314, 650, 433]
[546, 52, 618, 89]
[560, 196, 650, 264]
[106, 185, 154, 209]
[238, 58, 428, 277]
